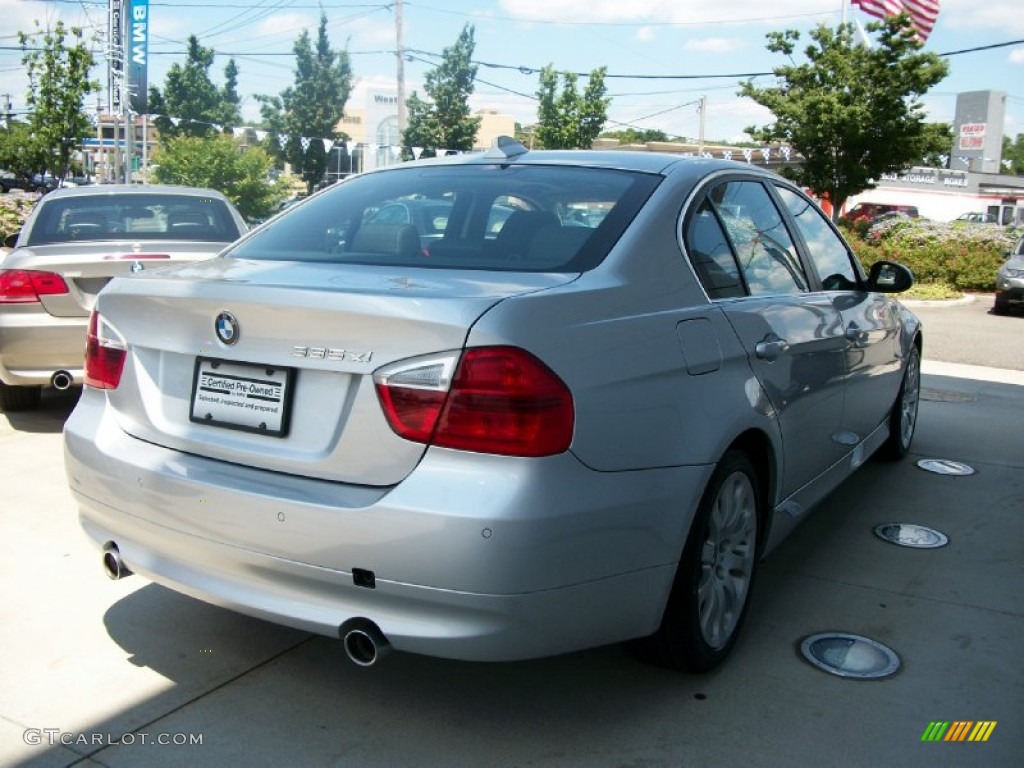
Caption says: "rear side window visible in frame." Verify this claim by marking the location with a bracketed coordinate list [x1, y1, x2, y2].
[231, 164, 660, 272]
[25, 194, 242, 245]
[685, 200, 744, 299]
[685, 179, 808, 297]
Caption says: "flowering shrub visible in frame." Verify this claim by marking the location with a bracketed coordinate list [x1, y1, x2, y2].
[843, 219, 1018, 291]
[0, 194, 37, 244]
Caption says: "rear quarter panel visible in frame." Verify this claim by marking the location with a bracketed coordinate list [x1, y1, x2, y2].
[467, 171, 783, 474]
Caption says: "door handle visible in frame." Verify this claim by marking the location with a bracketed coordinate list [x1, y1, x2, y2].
[755, 336, 789, 361]
[845, 324, 867, 345]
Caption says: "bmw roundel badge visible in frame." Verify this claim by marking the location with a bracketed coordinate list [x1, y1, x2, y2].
[215, 311, 239, 345]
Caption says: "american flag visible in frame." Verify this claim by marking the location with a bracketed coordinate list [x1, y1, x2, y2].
[851, 0, 941, 42]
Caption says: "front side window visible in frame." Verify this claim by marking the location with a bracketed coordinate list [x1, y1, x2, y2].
[776, 186, 861, 290]
[230, 164, 661, 272]
[708, 180, 808, 296]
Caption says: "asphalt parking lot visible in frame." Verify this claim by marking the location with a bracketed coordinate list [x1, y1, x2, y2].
[1, 302, 1022, 768]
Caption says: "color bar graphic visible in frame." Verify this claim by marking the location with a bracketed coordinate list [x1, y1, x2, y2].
[921, 721, 996, 742]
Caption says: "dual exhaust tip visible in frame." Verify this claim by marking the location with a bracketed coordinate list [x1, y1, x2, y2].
[341, 619, 391, 667]
[102, 543, 132, 580]
[51, 370, 74, 391]
[101, 544, 391, 666]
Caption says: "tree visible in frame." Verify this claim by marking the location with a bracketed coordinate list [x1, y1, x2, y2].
[1002, 134, 1024, 175]
[600, 128, 670, 145]
[739, 14, 948, 219]
[18, 20, 97, 180]
[0, 121, 49, 185]
[149, 36, 241, 140]
[535, 66, 609, 149]
[152, 134, 285, 222]
[919, 122, 954, 168]
[402, 24, 481, 156]
[257, 12, 353, 193]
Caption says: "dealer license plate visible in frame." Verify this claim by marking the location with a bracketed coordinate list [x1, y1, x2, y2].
[190, 358, 294, 437]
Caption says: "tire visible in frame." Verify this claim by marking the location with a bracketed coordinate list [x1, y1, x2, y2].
[0, 381, 42, 412]
[993, 295, 1009, 316]
[635, 451, 762, 672]
[878, 344, 921, 461]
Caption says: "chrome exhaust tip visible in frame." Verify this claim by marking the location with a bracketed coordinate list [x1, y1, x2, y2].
[341, 620, 391, 667]
[102, 544, 132, 580]
[51, 370, 73, 391]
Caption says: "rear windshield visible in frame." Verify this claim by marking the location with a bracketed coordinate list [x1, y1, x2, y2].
[25, 193, 243, 246]
[229, 164, 661, 272]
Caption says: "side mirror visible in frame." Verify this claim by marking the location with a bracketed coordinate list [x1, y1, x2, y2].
[2, 232, 19, 249]
[867, 260, 914, 293]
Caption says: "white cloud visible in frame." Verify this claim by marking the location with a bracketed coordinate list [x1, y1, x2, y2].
[496, 0, 835, 26]
[940, 0, 1024, 36]
[495, 0, 1024, 36]
[635, 26, 656, 43]
[253, 13, 318, 40]
[1009, 48, 1024, 64]
[684, 38, 744, 54]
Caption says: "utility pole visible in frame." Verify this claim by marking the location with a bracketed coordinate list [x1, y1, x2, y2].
[396, 0, 405, 139]
[698, 95, 706, 154]
[96, 95, 104, 181]
[109, 0, 124, 183]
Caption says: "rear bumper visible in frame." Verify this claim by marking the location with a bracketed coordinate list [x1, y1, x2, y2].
[0, 308, 87, 386]
[65, 388, 712, 661]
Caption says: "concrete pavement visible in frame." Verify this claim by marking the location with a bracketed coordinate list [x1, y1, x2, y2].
[1, 362, 1022, 767]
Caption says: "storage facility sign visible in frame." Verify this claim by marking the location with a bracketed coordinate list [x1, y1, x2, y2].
[959, 123, 987, 150]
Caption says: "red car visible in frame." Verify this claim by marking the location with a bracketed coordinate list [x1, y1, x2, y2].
[844, 202, 919, 224]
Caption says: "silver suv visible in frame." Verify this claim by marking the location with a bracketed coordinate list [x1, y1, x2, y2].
[994, 236, 1024, 315]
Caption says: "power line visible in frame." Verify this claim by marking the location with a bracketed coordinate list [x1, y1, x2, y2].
[405, 2, 836, 28]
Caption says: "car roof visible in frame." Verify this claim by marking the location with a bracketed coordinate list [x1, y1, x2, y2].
[386, 143, 763, 182]
[40, 184, 231, 201]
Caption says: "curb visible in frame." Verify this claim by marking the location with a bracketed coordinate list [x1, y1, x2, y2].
[900, 294, 984, 308]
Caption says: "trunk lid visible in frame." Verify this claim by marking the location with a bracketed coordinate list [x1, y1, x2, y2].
[97, 258, 575, 486]
[12, 240, 226, 317]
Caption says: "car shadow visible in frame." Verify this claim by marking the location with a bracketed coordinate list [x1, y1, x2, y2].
[47, 581, 720, 765]
[2, 386, 80, 433]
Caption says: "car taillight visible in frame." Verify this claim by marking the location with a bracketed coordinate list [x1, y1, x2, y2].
[374, 347, 574, 457]
[0, 269, 70, 303]
[84, 311, 127, 390]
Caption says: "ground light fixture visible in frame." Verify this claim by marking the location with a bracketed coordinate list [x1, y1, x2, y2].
[800, 633, 901, 680]
[916, 459, 976, 476]
[872, 523, 949, 549]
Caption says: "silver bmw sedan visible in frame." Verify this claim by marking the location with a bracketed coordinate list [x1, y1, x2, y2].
[64, 140, 921, 671]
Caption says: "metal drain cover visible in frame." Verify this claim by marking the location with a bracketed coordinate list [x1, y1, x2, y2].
[873, 523, 949, 549]
[917, 459, 975, 476]
[800, 633, 901, 679]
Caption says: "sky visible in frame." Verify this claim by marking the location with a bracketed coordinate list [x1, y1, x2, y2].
[1, 0, 1023, 145]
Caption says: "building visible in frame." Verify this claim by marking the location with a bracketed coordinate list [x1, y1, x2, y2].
[328, 90, 516, 178]
[844, 90, 1024, 224]
[81, 113, 159, 183]
[844, 167, 1024, 225]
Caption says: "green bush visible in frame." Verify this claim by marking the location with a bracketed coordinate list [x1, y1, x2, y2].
[0, 195, 36, 243]
[842, 219, 1018, 292]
